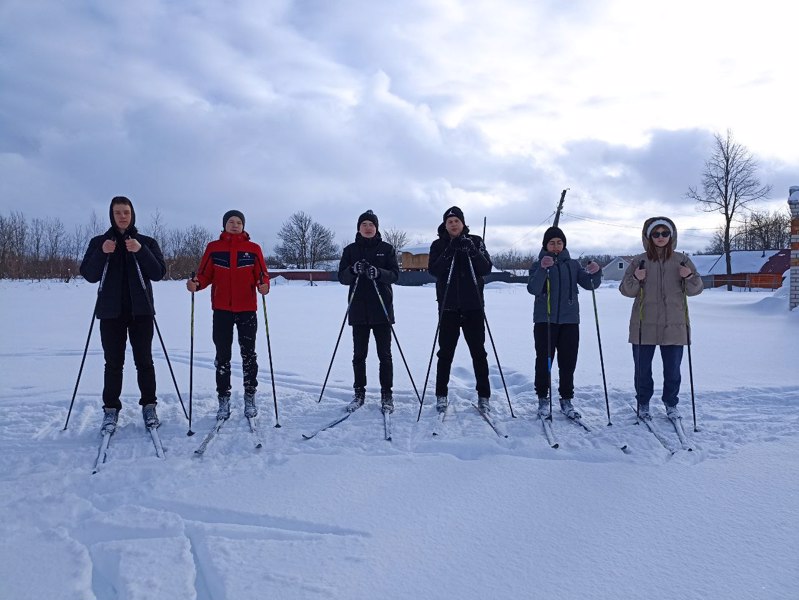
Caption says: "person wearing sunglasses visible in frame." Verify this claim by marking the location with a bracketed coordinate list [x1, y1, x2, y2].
[619, 217, 703, 421]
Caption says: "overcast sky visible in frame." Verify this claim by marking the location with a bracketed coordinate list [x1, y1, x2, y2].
[1, 0, 796, 257]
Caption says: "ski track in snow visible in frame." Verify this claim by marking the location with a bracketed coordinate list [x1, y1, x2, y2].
[1, 280, 798, 599]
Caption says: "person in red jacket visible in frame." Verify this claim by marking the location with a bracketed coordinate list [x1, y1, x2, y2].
[187, 210, 270, 420]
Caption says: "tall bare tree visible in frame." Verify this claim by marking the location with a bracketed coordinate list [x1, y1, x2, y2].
[275, 211, 338, 269]
[687, 129, 772, 290]
[382, 227, 409, 251]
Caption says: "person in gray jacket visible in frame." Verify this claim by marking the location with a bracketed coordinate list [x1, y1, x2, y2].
[619, 217, 702, 420]
[527, 227, 601, 418]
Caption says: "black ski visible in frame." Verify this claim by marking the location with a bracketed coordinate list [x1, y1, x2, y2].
[432, 405, 449, 437]
[194, 418, 228, 456]
[562, 409, 592, 432]
[383, 410, 392, 442]
[471, 403, 508, 438]
[539, 413, 559, 448]
[149, 426, 165, 459]
[668, 416, 693, 451]
[247, 417, 263, 449]
[92, 430, 114, 474]
[302, 410, 354, 440]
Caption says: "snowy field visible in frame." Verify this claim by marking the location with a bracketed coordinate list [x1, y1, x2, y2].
[1, 277, 797, 600]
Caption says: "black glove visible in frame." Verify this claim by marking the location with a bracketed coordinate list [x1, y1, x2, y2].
[366, 265, 379, 280]
[351, 260, 368, 275]
[458, 236, 477, 256]
[442, 240, 456, 259]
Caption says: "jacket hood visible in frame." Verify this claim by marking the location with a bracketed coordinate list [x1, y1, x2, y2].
[641, 216, 678, 250]
[109, 197, 136, 231]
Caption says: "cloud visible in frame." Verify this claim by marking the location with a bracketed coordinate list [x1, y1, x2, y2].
[1, 0, 795, 259]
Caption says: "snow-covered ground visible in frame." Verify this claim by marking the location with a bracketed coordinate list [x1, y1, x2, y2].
[1, 278, 797, 600]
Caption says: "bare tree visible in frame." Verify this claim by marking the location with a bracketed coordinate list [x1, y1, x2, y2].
[687, 129, 772, 290]
[146, 208, 167, 244]
[87, 210, 104, 236]
[275, 211, 338, 269]
[0, 212, 28, 278]
[383, 227, 409, 251]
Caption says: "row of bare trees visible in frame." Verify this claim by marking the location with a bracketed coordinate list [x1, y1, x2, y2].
[700, 209, 790, 255]
[0, 210, 215, 280]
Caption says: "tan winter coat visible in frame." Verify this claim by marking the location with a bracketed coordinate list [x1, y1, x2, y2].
[619, 217, 703, 345]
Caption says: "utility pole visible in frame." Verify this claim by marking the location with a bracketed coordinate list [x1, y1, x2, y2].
[552, 189, 568, 227]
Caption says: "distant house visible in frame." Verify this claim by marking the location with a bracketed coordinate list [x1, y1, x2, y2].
[691, 250, 789, 289]
[399, 244, 430, 271]
[602, 256, 636, 281]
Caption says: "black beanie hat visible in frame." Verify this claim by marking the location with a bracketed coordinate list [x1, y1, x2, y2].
[357, 209, 379, 230]
[542, 226, 566, 248]
[442, 206, 465, 225]
[223, 209, 245, 229]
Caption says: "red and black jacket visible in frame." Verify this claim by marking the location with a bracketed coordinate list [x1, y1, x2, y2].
[195, 231, 269, 312]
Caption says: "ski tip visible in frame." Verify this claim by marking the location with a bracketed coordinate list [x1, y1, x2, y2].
[301, 434, 313, 440]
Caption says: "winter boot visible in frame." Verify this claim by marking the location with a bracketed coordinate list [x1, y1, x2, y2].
[435, 395, 448, 414]
[560, 398, 581, 419]
[537, 397, 550, 416]
[142, 403, 160, 429]
[665, 404, 681, 420]
[347, 388, 365, 413]
[637, 402, 651, 421]
[101, 407, 118, 434]
[216, 395, 231, 420]
[381, 391, 394, 414]
[244, 392, 258, 418]
[477, 396, 490, 413]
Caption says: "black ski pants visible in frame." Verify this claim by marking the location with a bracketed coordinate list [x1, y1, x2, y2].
[534, 322, 579, 400]
[213, 309, 258, 397]
[351, 324, 393, 393]
[435, 309, 490, 399]
[100, 314, 157, 410]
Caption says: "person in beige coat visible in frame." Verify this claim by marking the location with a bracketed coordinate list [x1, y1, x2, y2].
[619, 217, 703, 420]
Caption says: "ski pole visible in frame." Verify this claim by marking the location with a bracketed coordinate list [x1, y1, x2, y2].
[545, 268, 553, 418]
[318, 274, 361, 403]
[63, 256, 109, 430]
[132, 252, 189, 420]
[260, 272, 280, 427]
[370, 277, 422, 404]
[417, 256, 456, 421]
[588, 274, 612, 426]
[187, 271, 196, 436]
[635, 259, 645, 421]
[466, 254, 515, 417]
[680, 261, 698, 432]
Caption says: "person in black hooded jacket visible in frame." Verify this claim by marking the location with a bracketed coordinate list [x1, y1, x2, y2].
[79, 196, 167, 434]
[337, 210, 400, 413]
[427, 206, 493, 413]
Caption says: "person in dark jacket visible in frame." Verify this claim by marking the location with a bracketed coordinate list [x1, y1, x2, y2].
[80, 196, 167, 433]
[337, 210, 400, 413]
[427, 206, 493, 413]
[187, 210, 270, 421]
[527, 227, 601, 419]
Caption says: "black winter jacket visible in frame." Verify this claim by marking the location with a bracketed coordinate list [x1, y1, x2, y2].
[338, 233, 399, 325]
[80, 225, 166, 319]
[427, 224, 492, 311]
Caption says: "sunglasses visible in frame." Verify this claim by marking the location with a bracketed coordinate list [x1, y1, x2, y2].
[651, 231, 671, 239]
